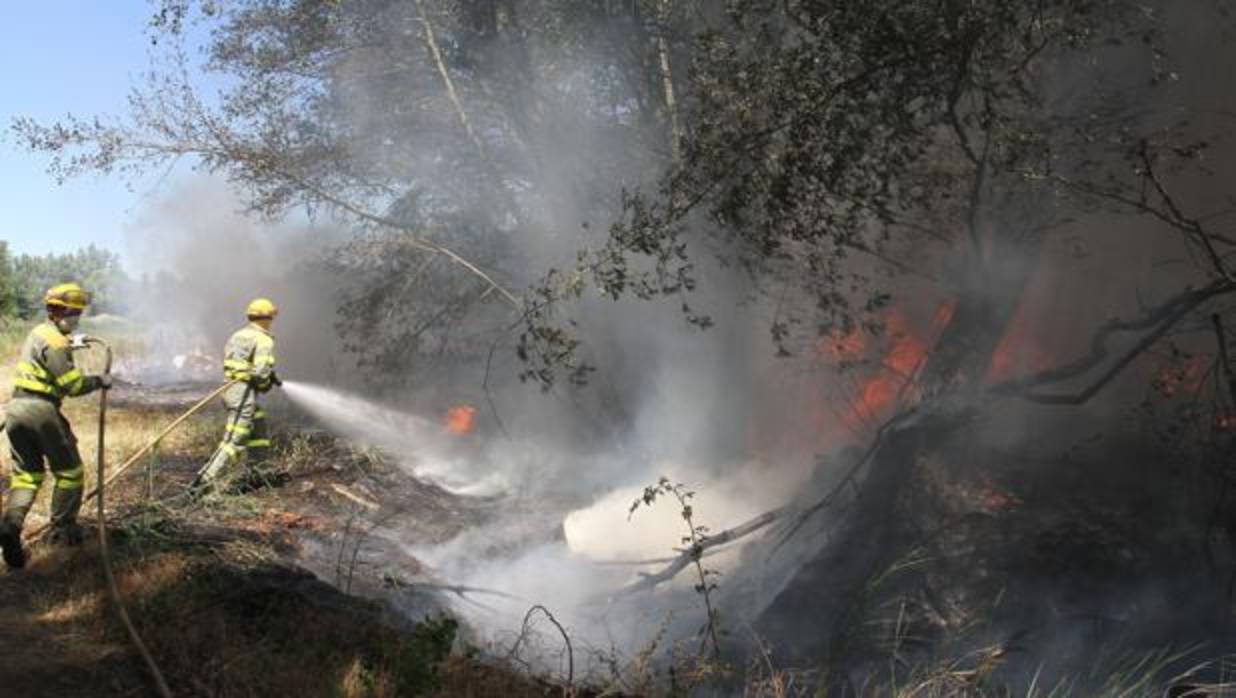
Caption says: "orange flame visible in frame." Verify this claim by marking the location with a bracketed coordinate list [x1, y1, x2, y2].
[849, 310, 924, 425]
[445, 405, 476, 434]
[828, 300, 956, 431]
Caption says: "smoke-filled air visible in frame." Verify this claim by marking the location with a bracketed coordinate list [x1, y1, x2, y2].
[9, 1, 1236, 695]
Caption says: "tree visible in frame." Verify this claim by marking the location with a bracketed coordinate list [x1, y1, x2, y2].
[0, 241, 18, 318]
[12, 1, 1167, 387]
[16, 0, 691, 372]
[10, 245, 128, 318]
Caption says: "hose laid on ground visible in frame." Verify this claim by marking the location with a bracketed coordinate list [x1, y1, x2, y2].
[25, 379, 239, 542]
[88, 338, 174, 697]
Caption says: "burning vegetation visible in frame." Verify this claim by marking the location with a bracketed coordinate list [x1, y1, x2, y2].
[10, 0, 1236, 695]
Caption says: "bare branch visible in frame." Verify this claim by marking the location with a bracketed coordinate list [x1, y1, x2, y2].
[1137, 141, 1233, 282]
[1044, 144, 1233, 282]
[989, 280, 1234, 404]
[507, 605, 575, 689]
[614, 507, 786, 596]
[414, 0, 487, 162]
[257, 159, 523, 308]
[655, 0, 681, 164]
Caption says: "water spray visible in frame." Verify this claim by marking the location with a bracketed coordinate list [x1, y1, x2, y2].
[279, 381, 504, 496]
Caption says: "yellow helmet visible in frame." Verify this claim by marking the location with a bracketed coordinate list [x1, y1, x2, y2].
[246, 298, 278, 319]
[44, 283, 91, 311]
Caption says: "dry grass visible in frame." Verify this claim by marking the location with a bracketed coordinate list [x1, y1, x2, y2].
[130, 557, 458, 696]
[6, 397, 221, 531]
[438, 655, 587, 697]
[0, 318, 572, 697]
[0, 522, 473, 697]
[0, 313, 219, 523]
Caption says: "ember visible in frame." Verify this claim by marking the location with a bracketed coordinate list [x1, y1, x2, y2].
[1215, 411, 1236, 431]
[1150, 355, 1207, 398]
[979, 487, 1021, 513]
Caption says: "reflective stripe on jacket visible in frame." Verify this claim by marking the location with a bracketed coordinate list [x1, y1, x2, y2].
[222, 324, 277, 389]
[11, 322, 94, 400]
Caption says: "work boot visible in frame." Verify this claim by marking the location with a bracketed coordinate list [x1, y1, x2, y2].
[0, 522, 26, 570]
[50, 487, 83, 533]
[1, 488, 34, 570]
[197, 445, 232, 486]
[188, 469, 229, 503]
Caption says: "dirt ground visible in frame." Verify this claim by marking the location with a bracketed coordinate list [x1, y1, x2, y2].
[0, 379, 541, 697]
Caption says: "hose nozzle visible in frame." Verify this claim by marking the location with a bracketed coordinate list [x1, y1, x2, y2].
[71, 335, 113, 377]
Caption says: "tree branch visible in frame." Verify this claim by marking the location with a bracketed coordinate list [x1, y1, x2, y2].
[262, 160, 523, 308]
[414, 0, 487, 162]
[1137, 141, 1233, 282]
[507, 605, 574, 689]
[989, 280, 1235, 404]
[655, 0, 681, 164]
[612, 506, 786, 596]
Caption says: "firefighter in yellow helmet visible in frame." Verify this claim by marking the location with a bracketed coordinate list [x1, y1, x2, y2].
[0, 283, 111, 569]
[193, 298, 281, 492]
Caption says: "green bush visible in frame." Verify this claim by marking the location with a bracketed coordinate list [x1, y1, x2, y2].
[0, 242, 19, 318]
[388, 615, 459, 696]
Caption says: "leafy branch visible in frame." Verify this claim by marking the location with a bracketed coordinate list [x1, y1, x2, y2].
[629, 476, 723, 660]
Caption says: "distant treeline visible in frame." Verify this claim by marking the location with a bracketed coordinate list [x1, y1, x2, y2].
[0, 241, 127, 318]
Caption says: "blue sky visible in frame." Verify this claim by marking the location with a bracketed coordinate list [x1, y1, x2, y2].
[0, 3, 183, 266]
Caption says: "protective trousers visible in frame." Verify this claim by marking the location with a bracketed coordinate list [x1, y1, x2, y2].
[3, 397, 86, 535]
[199, 383, 269, 485]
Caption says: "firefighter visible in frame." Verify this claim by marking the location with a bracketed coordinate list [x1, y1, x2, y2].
[0, 283, 111, 569]
[194, 298, 281, 492]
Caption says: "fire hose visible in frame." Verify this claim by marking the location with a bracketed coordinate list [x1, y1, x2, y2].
[78, 375, 237, 698]
[88, 337, 175, 698]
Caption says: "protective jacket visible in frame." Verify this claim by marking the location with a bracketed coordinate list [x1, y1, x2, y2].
[4, 321, 104, 537]
[12, 322, 102, 401]
[222, 324, 277, 392]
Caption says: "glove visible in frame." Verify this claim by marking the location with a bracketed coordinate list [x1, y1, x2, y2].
[99, 374, 113, 390]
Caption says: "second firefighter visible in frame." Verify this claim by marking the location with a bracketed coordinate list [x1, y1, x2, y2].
[195, 298, 281, 490]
